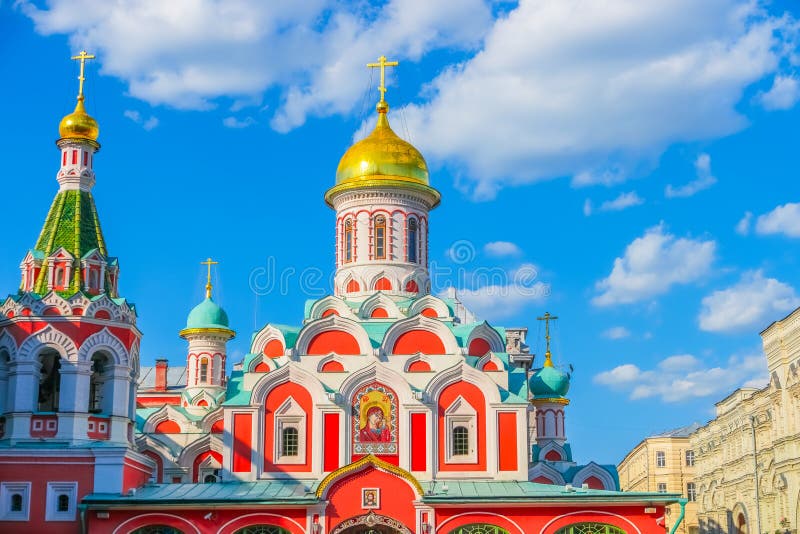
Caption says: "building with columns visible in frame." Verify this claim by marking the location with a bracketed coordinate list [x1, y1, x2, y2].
[1, 53, 680, 534]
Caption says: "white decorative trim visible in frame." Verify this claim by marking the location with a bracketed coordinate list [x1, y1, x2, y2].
[249, 324, 287, 356]
[339, 362, 416, 407]
[407, 295, 451, 318]
[294, 315, 372, 356]
[466, 322, 506, 354]
[528, 463, 566, 485]
[45, 481, 78, 521]
[273, 397, 307, 465]
[444, 395, 478, 464]
[0, 481, 31, 521]
[382, 315, 460, 356]
[308, 296, 355, 321]
[477, 353, 504, 372]
[403, 354, 433, 373]
[215, 513, 305, 534]
[249, 363, 329, 406]
[537, 441, 569, 463]
[84, 295, 124, 322]
[38, 291, 72, 316]
[358, 292, 403, 319]
[78, 327, 129, 364]
[316, 354, 347, 373]
[426, 361, 503, 405]
[177, 433, 223, 471]
[247, 354, 277, 373]
[0, 331, 17, 360]
[200, 408, 224, 433]
[436, 511, 525, 534]
[539, 510, 642, 534]
[112, 514, 201, 534]
[570, 461, 617, 490]
[17, 325, 79, 362]
[141, 404, 188, 434]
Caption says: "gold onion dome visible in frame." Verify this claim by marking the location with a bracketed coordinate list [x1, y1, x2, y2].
[59, 97, 99, 141]
[327, 101, 440, 207]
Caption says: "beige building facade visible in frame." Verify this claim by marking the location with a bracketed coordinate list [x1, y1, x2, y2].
[690, 306, 800, 534]
[618, 424, 700, 534]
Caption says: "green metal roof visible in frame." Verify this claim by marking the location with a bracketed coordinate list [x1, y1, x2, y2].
[420, 480, 679, 503]
[83, 480, 318, 506]
[186, 297, 230, 329]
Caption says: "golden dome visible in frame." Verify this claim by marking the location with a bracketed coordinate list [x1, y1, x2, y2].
[59, 97, 99, 141]
[335, 101, 429, 186]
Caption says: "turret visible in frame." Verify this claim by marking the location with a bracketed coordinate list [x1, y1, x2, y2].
[325, 56, 440, 298]
[179, 258, 234, 412]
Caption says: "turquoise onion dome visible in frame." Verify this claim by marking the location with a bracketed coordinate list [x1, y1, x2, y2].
[185, 297, 229, 330]
[529, 355, 570, 399]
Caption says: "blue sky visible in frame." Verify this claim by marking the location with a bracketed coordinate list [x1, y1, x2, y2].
[2, 0, 800, 464]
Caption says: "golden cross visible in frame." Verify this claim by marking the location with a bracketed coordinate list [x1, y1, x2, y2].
[200, 257, 219, 298]
[367, 55, 399, 103]
[71, 50, 96, 100]
[536, 312, 558, 366]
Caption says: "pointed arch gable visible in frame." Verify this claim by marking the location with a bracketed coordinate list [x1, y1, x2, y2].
[404, 354, 433, 373]
[295, 315, 372, 356]
[78, 327, 129, 364]
[368, 271, 398, 292]
[358, 292, 402, 320]
[477, 353, 504, 372]
[249, 363, 328, 406]
[426, 361, 503, 404]
[37, 292, 72, 316]
[176, 433, 223, 468]
[315, 455, 423, 499]
[570, 462, 617, 490]
[383, 315, 459, 356]
[408, 295, 451, 318]
[529, 462, 566, 485]
[200, 408, 224, 433]
[18, 325, 79, 362]
[537, 441, 569, 463]
[467, 322, 506, 355]
[339, 362, 416, 407]
[317, 354, 347, 373]
[250, 324, 288, 356]
[0, 331, 18, 360]
[142, 404, 189, 434]
[85, 295, 122, 322]
[308, 296, 354, 321]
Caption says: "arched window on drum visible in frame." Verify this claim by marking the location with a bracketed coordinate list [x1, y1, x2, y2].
[407, 217, 418, 263]
[373, 215, 387, 260]
[344, 219, 354, 263]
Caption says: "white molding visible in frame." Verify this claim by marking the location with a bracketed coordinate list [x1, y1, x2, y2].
[273, 396, 307, 465]
[444, 395, 478, 464]
[78, 327, 129, 364]
[249, 324, 287, 356]
[382, 315, 460, 356]
[539, 511, 642, 534]
[466, 322, 506, 354]
[358, 292, 403, 319]
[426, 361, 503, 405]
[528, 462, 566, 485]
[407, 295, 451, 318]
[0, 481, 31, 521]
[571, 461, 617, 490]
[17, 325, 79, 362]
[45, 481, 78, 521]
[294, 315, 372, 356]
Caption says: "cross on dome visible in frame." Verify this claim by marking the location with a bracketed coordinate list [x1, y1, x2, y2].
[367, 55, 399, 104]
[537, 312, 559, 367]
[71, 50, 96, 101]
[201, 257, 219, 298]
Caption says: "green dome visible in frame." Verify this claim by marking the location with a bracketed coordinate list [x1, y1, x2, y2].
[529, 364, 570, 399]
[185, 297, 230, 330]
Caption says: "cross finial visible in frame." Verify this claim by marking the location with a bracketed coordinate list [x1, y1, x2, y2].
[200, 257, 219, 299]
[536, 312, 559, 367]
[70, 50, 96, 101]
[367, 55, 399, 104]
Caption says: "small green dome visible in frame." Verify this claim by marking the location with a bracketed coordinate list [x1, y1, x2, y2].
[529, 364, 570, 398]
[185, 297, 230, 330]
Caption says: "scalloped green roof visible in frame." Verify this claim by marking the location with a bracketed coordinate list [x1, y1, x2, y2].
[186, 297, 230, 329]
[529, 365, 570, 398]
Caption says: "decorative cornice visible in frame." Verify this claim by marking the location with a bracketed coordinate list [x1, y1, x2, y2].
[179, 327, 235, 339]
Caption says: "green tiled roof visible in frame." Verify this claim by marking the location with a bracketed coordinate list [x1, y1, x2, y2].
[420, 480, 678, 503]
[83, 480, 318, 506]
[31, 190, 109, 295]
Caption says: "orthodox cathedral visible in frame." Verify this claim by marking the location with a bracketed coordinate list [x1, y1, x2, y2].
[0, 53, 680, 534]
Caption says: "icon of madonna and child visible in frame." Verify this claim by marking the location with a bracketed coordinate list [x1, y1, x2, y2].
[353, 387, 397, 454]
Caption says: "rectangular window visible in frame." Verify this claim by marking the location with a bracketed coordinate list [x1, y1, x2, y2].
[46, 482, 77, 521]
[72, 150, 77, 165]
[687, 482, 696, 502]
[83, 152, 88, 166]
[656, 450, 666, 467]
[686, 449, 695, 467]
[1, 482, 31, 521]
[657, 482, 667, 493]
[62, 152, 67, 166]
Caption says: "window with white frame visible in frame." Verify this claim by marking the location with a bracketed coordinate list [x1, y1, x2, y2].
[444, 396, 478, 464]
[655, 450, 666, 467]
[1, 482, 31, 521]
[687, 482, 697, 501]
[657, 482, 667, 493]
[686, 449, 695, 467]
[273, 397, 306, 464]
[46, 482, 77, 521]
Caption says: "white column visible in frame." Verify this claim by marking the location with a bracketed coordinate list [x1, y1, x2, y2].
[7, 360, 39, 413]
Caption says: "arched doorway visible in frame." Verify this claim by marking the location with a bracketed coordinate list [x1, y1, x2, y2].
[330, 512, 413, 534]
[448, 526, 510, 534]
[736, 513, 748, 534]
[555, 524, 626, 534]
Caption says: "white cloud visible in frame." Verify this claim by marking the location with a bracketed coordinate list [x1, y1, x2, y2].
[665, 153, 717, 198]
[754, 202, 800, 237]
[602, 326, 631, 339]
[698, 270, 800, 332]
[20, 0, 491, 130]
[123, 109, 159, 130]
[758, 75, 800, 110]
[223, 116, 256, 128]
[599, 191, 644, 212]
[736, 211, 753, 235]
[401, 0, 796, 198]
[457, 281, 550, 321]
[593, 223, 716, 306]
[594, 352, 767, 402]
[583, 199, 593, 216]
[483, 241, 522, 257]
